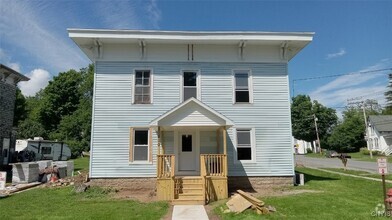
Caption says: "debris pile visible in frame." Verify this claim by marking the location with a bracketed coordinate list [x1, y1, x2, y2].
[42, 170, 89, 188]
[224, 190, 276, 215]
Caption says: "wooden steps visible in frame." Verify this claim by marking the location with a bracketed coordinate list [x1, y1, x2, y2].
[172, 176, 205, 205]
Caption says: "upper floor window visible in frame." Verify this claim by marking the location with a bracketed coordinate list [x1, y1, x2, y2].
[182, 70, 200, 102]
[233, 70, 252, 104]
[134, 70, 152, 104]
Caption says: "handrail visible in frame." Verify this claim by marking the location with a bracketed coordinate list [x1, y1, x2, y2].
[200, 154, 227, 177]
[157, 154, 175, 178]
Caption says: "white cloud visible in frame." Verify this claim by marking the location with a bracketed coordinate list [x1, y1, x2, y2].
[146, 0, 162, 29]
[326, 48, 346, 59]
[0, 1, 89, 72]
[18, 69, 51, 96]
[309, 59, 392, 108]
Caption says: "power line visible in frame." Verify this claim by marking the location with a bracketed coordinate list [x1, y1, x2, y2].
[291, 67, 392, 97]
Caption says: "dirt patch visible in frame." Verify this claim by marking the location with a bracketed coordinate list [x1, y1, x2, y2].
[111, 188, 157, 203]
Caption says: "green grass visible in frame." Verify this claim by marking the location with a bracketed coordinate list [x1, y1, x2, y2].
[214, 167, 392, 219]
[0, 186, 169, 220]
[306, 151, 392, 163]
[305, 153, 325, 158]
[324, 168, 392, 181]
[348, 152, 392, 163]
[72, 156, 90, 172]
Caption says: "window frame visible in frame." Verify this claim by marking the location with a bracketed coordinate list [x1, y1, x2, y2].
[132, 69, 154, 104]
[131, 127, 151, 164]
[234, 127, 256, 163]
[41, 146, 52, 155]
[232, 69, 253, 104]
[180, 69, 201, 102]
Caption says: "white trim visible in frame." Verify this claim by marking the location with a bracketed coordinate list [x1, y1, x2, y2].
[232, 69, 253, 104]
[68, 28, 315, 42]
[132, 68, 154, 104]
[233, 127, 256, 164]
[180, 69, 201, 102]
[149, 97, 234, 127]
[89, 61, 97, 177]
[130, 127, 152, 164]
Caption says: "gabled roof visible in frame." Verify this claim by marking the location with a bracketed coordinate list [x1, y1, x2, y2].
[150, 98, 234, 127]
[0, 64, 30, 81]
[368, 115, 392, 132]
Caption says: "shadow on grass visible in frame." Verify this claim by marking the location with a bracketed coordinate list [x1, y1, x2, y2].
[296, 170, 339, 183]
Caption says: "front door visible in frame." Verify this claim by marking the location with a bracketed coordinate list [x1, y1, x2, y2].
[178, 131, 197, 172]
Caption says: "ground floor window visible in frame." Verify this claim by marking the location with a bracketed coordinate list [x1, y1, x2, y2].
[235, 128, 254, 161]
[134, 129, 149, 161]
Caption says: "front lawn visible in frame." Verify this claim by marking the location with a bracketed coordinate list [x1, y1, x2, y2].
[73, 156, 90, 172]
[214, 167, 392, 219]
[0, 186, 168, 220]
[324, 168, 392, 181]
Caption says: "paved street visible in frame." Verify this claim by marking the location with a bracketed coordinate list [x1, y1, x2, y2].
[295, 155, 388, 173]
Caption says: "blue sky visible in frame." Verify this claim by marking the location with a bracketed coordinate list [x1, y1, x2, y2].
[0, 0, 391, 112]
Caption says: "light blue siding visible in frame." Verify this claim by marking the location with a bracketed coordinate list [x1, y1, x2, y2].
[91, 61, 293, 178]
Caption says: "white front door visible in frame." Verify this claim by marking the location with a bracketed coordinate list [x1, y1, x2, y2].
[178, 131, 197, 172]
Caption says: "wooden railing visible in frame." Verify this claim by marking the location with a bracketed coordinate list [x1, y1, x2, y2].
[157, 154, 175, 178]
[200, 154, 227, 177]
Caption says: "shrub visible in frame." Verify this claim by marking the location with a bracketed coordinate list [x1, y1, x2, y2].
[306, 148, 313, 154]
[360, 147, 379, 156]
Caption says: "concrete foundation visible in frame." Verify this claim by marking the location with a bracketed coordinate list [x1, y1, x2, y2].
[228, 176, 294, 192]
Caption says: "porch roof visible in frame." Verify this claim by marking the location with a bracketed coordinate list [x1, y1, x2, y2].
[150, 98, 234, 127]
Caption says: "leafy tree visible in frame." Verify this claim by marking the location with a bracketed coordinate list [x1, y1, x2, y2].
[327, 108, 366, 152]
[385, 73, 392, 112]
[17, 118, 47, 139]
[13, 88, 27, 126]
[49, 64, 94, 157]
[39, 69, 82, 132]
[291, 95, 338, 144]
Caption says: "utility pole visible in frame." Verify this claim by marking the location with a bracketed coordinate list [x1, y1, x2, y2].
[362, 103, 373, 159]
[313, 114, 321, 154]
[347, 98, 373, 158]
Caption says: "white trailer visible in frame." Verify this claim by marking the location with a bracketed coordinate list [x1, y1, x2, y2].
[15, 138, 71, 162]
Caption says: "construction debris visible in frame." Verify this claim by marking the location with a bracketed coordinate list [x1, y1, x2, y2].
[0, 182, 41, 196]
[224, 190, 276, 215]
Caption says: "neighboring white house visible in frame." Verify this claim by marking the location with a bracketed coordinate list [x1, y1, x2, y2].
[292, 137, 315, 154]
[367, 115, 392, 155]
[69, 29, 313, 204]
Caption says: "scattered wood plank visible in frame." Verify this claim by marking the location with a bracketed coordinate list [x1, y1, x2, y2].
[226, 193, 252, 213]
[237, 190, 265, 206]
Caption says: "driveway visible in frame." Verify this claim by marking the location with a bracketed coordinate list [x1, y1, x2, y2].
[295, 155, 387, 173]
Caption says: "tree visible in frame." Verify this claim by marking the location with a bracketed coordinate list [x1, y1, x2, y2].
[49, 64, 94, 157]
[38, 69, 83, 132]
[327, 108, 366, 152]
[17, 118, 47, 139]
[385, 73, 392, 112]
[13, 88, 27, 126]
[291, 95, 338, 145]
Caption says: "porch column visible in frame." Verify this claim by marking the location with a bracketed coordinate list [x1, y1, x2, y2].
[216, 128, 221, 154]
[157, 127, 161, 155]
[223, 127, 228, 177]
[223, 127, 227, 155]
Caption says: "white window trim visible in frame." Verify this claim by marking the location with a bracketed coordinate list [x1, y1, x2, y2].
[232, 69, 253, 104]
[233, 127, 256, 164]
[132, 68, 154, 104]
[180, 69, 201, 102]
[130, 127, 152, 164]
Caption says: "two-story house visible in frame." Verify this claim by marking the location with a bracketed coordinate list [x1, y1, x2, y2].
[367, 115, 392, 155]
[69, 29, 313, 204]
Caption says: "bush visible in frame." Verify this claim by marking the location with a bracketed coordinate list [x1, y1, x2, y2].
[360, 148, 379, 156]
[306, 148, 313, 154]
